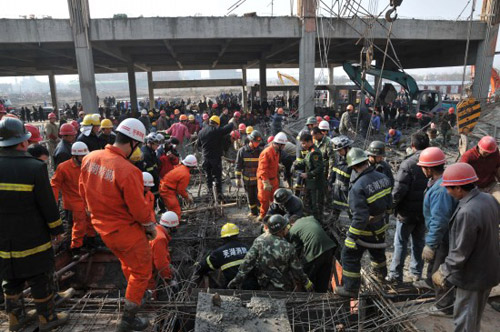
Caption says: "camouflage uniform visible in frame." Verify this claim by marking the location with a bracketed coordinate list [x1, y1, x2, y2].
[294, 147, 324, 222]
[315, 135, 335, 211]
[230, 233, 310, 291]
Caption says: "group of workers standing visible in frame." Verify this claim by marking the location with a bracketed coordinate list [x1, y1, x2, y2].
[0, 100, 499, 332]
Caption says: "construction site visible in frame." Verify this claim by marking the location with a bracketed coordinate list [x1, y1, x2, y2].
[1, 0, 500, 331]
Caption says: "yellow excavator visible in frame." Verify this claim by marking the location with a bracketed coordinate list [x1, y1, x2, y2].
[277, 71, 299, 85]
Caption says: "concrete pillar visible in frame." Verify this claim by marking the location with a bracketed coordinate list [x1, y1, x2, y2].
[259, 60, 267, 105]
[67, 0, 98, 113]
[147, 71, 154, 110]
[48, 73, 58, 116]
[298, 0, 317, 119]
[327, 66, 334, 107]
[242, 68, 248, 113]
[128, 65, 138, 111]
[472, 25, 499, 106]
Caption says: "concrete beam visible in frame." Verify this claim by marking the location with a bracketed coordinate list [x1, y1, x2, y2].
[162, 40, 183, 69]
[152, 79, 243, 89]
[212, 39, 232, 69]
[93, 43, 149, 72]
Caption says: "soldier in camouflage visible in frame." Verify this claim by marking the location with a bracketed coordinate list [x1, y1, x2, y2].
[294, 132, 325, 222]
[228, 215, 314, 292]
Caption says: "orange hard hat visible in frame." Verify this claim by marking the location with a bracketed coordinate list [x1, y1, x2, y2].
[238, 123, 246, 131]
[25, 124, 42, 142]
[174, 109, 180, 115]
[277, 108, 284, 115]
[389, 129, 396, 136]
[441, 163, 478, 187]
[267, 136, 274, 144]
[448, 107, 455, 115]
[324, 115, 330, 121]
[478, 135, 498, 153]
[417, 147, 446, 167]
[416, 112, 423, 119]
[59, 123, 77, 136]
[179, 114, 188, 121]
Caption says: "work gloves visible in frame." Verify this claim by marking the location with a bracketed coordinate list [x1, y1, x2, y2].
[235, 178, 243, 188]
[421, 245, 435, 262]
[432, 268, 446, 289]
[262, 180, 273, 192]
[143, 223, 157, 240]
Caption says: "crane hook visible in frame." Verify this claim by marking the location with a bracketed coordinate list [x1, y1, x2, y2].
[385, 7, 398, 22]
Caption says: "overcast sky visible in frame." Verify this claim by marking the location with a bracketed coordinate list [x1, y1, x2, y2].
[0, 0, 491, 84]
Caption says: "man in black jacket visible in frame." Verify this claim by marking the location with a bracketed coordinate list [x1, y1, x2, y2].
[387, 131, 429, 283]
[197, 115, 234, 201]
[0, 118, 68, 331]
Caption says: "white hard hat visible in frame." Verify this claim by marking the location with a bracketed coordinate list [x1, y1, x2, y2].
[318, 120, 330, 131]
[182, 154, 198, 167]
[71, 142, 89, 156]
[273, 132, 288, 145]
[160, 211, 179, 228]
[156, 133, 165, 142]
[141, 109, 148, 115]
[116, 118, 146, 143]
[142, 172, 154, 187]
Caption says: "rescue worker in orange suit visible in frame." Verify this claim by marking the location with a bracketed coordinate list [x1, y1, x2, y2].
[235, 130, 264, 217]
[159, 154, 197, 220]
[148, 211, 178, 300]
[257, 132, 288, 220]
[51, 141, 96, 260]
[143, 172, 156, 222]
[0, 117, 69, 331]
[79, 118, 156, 332]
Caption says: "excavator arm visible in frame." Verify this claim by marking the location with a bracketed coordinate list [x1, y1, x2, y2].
[343, 62, 419, 101]
[277, 71, 299, 85]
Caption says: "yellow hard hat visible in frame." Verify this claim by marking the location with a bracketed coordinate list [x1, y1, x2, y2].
[149, 111, 154, 117]
[129, 147, 143, 162]
[221, 223, 239, 238]
[82, 114, 101, 126]
[246, 126, 254, 134]
[100, 119, 113, 129]
[210, 115, 220, 125]
[188, 114, 195, 121]
[152, 121, 157, 127]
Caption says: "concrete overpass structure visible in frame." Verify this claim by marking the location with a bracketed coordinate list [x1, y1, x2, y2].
[0, 1, 497, 117]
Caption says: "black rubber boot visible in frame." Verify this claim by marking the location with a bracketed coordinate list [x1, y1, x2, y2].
[5, 293, 33, 331]
[334, 286, 358, 298]
[34, 295, 69, 332]
[116, 300, 149, 332]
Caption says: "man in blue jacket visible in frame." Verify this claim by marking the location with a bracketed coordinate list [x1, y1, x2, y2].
[415, 147, 458, 316]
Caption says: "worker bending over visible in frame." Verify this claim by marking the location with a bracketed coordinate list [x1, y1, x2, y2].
[268, 188, 304, 220]
[143, 172, 156, 222]
[159, 155, 197, 220]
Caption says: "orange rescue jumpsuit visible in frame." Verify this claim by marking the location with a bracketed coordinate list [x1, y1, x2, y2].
[51, 158, 96, 249]
[159, 164, 191, 220]
[148, 225, 172, 291]
[257, 145, 280, 217]
[144, 190, 156, 222]
[79, 145, 153, 305]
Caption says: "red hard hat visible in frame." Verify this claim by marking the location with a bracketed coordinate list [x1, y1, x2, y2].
[202, 113, 209, 120]
[59, 123, 77, 136]
[170, 114, 175, 119]
[0, 104, 6, 113]
[478, 135, 498, 153]
[316, 116, 322, 123]
[25, 124, 42, 142]
[416, 112, 423, 119]
[238, 123, 246, 131]
[417, 147, 446, 167]
[389, 129, 396, 136]
[324, 115, 330, 121]
[70, 120, 79, 130]
[48, 112, 56, 119]
[230, 130, 240, 140]
[234, 111, 241, 118]
[441, 162, 478, 187]
[160, 110, 166, 115]
[267, 136, 274, 144]
[212, 103, 218, 109]
[277, 108, 284, 115]
[448, 107, 455, 115]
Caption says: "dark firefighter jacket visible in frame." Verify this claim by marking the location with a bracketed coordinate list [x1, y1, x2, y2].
[140, 145, 160, 191]
[197, 123, 234, 161]
[235, 144, 263, 184]
[77, 132, 105, 152]
[53, 139, 72, 170]
[330, 153, 352, 209]
[371, 160, 395, 187]
[268, 194, 304, 219]
[0, 149, 64, 279]
[347, 166, 392, 242]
